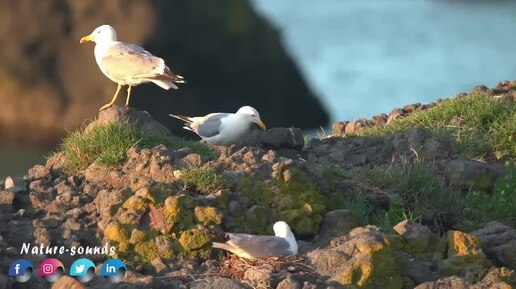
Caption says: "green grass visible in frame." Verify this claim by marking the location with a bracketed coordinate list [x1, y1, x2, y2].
[179, 167, 226, 193]
[361, 94, 516, 161]
[462, 163, 516, 231]
[58, 122, 217, 173]
[364, 164, 462, 234]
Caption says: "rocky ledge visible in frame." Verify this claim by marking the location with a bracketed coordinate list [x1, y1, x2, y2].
[0, 83, 515, 289]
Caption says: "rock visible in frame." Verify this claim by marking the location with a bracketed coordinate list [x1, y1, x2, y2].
[371, 114, 388, 127]
[246, 205, 276, 229]
[0, 0, 328, 149]
[276, 274, 301, 289]
[190, 277, 247, 289]
[244, 265, 274, 288]
[332, 121, 349, 136]
[391, 128, 455, 161]
[394, 250, 439, 288]
[0, 274, 11, 289]
[393, 220, 445, 258]
[150, 257, 168, 275]
[4, 176, 26, 193]
[439, 231, 492, 283]
[415, 276, 512, 289]
[319, 209, 357, 238]
[238, 127, 305, 150]
[28, 165, 50, 180]
[308, 226, 403, 288]
[0, 191, 14, 206]
[87, 106, 171, 137]
[472, 222, 516, 269]
[481, 267, 516, 287]
[414, 276, 471, 289]
[387, 108, 407, 124]
[51, 276, 85, 289]
[445, 159, 505, 191]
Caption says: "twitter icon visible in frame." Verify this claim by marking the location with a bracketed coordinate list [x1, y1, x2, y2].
[70, 258, 96, 283]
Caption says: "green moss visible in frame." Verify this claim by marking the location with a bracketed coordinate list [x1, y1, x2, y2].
[122, 195, 148, 211]
[104, 222, 130, 253]
[159, 195, 195, 234]
[178, 227, 211, 251]
[194, 206, 222, 225]
[134, 240, 159, 263]
[239, 168, 326, 236]
[338, 236, 403, 289]
[179, 167, 226, 193]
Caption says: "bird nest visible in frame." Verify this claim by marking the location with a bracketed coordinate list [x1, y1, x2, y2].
[217, 254, 316, 282]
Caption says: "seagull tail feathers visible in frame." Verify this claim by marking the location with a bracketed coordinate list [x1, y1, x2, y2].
[164, 67, 186, 84]
[212, 242, 233, 252]
[169, 114, 193, 123]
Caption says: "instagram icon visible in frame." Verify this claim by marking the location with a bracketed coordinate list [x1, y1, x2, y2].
[38, 258, 64, 282]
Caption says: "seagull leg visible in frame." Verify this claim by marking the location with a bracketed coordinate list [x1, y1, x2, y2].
[99, 84, 122, 111]
[125, 86, 132, 106]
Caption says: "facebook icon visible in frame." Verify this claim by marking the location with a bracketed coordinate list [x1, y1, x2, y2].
[8, 259, 33, 283]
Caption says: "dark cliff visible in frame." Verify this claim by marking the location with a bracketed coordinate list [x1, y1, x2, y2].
[0, 0, 329, 149]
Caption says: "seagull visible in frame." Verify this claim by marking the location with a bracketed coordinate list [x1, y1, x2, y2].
[169, 106, 266, 146]
[212, 221, 298, 260]
[80, 24, 186, 110]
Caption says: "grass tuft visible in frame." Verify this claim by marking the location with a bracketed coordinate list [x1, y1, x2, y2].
[179, 167, 226, 193]
[58, 121, 217, 173]
[361, 94, 516, 161]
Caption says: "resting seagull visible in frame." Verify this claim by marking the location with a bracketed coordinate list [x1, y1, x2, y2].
[80, 24, 185, 110]
[169, 106, 266, 146]
[212, 221, 298, 260]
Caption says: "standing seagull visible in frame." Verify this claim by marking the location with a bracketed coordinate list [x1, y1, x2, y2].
[80, 25, 185, 110]
[169, 106, 266, 146]
[212, 221, 298, 260]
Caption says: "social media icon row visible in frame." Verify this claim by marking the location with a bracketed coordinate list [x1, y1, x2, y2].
[8, 258, 126, 283]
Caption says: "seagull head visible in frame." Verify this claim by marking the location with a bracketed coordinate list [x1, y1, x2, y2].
[273, 221, 294, 238]
[80, 25, 117, 44]
[236, 106, 266, 130]
[273, 221, 298, 254]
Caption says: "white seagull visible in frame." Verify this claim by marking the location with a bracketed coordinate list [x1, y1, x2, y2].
[169, 106, 266, 146]
[80, 24, 185, 110]
[212, 221, 298, 260]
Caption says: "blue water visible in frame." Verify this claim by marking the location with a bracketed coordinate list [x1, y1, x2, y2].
[251, 0, 516, 123]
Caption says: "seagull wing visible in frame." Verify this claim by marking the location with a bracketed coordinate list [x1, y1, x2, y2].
[195, 113, 232, 138]
[225, 233, 292, 258]
[100, 42, 180, 82]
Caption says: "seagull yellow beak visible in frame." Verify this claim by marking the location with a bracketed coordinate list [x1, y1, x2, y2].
[256, 120, 266, 130]
[80, 34, 94, 44]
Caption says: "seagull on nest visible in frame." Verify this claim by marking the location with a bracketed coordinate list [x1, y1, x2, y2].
[80, 24, 185, 110]
[169, 106, 266, 146]
[212, 221, 298, 260]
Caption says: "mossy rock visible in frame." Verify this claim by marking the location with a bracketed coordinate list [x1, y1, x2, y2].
[134, 240, 159, 263]
[179, 227, 211, 252]
[239, 168, 326, 236]
[439, 230, 492, 283]
[104, 222, 130, 253]
[337, 228, 404, 289]
[159, 194, 195, 234]
[194, 206, 222, 225]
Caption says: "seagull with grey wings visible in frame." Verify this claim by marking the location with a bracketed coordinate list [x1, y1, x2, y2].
[212, 221, 298, 260]
[80, 24, 185, 110]
[169, 106, 266, 146]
